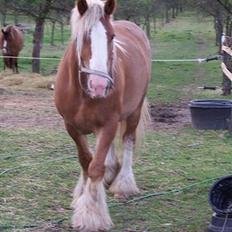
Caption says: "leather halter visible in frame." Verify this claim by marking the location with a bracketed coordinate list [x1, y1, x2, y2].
[78, 65, 114, 97]
[79, 66, 114, 86]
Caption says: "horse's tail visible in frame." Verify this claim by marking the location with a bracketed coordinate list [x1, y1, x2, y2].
[135, 97, 151, 148]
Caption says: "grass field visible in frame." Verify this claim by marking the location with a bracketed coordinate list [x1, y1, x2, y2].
[1, 12, 232, 232]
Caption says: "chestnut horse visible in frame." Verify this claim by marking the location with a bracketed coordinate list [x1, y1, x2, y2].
[0, 25, 24, 73]
[55, 0, 151, 231]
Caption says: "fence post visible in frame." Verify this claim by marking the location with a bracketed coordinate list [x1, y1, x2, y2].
[222, 35, 232, 95]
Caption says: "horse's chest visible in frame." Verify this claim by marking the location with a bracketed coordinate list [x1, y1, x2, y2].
[73, 107, 107, 134]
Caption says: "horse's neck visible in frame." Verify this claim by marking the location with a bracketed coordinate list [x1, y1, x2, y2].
[66, 42, 84, 95]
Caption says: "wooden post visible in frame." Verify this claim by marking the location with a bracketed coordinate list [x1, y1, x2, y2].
[222, 36, 232, 95]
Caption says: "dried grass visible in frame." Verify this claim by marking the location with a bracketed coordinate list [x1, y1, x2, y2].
[0, 71, 55, 90]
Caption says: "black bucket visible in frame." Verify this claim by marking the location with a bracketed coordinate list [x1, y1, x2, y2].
[209, 176, 232, 215]
[208, 213, 232, 232]
[189, 99, 232, 130]
[208, 176, 232, 231]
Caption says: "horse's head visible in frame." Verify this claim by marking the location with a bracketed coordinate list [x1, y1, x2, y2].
[1, 26, 12, 55]
[72, 0, 116, 98]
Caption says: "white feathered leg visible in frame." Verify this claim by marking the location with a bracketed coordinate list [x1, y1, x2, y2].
[109, 138, 139, 199]
[72, 178, 113, 232]
[104, 144, 119, 188]
[71, 171, 87, 209]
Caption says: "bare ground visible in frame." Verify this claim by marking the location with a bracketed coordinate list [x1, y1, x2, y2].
[0, 87, 64, 129]
[0, 87, 191, 130]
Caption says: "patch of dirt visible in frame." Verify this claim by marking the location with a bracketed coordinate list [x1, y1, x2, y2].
[0, 85, 191, 130]
[0, 87, 64, 129]
[150, 104, 191, 130]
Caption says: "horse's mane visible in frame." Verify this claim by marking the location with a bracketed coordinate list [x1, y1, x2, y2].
[71, 0, 105, 54]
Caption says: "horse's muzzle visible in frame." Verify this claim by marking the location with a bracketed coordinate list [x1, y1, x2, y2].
[2, 48, 7, 54]
[88, 75, 110, 98]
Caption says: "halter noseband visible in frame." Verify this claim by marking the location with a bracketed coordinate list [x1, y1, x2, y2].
[79, 66, 114, 86]
[78, 65, 114, 97]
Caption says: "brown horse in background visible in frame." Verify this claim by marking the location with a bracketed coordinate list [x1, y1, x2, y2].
[55, 0, 151, 231]
[0, 25, 24, 73]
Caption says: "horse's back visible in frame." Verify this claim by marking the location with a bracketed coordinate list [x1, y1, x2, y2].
[13, 27, 24, 52]
[113, 20, 151, 118]
[113, 20, 151, 62]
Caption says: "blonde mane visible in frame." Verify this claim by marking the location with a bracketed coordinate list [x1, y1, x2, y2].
[71, 0, 105, 54]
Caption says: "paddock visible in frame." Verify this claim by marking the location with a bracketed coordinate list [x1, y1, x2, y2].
[1, 13, 232, 232]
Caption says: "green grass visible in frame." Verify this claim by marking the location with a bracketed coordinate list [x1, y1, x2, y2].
[150, 13, 223, 103]
[1, 129, 232, 231]
[1, 12, 232, 232]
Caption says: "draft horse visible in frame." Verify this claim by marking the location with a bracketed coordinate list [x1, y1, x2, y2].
[55, 0, 151, 231]
[0, 25, 24, 73]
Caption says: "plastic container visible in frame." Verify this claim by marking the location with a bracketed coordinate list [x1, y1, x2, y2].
[189, 99, 232, 130]
[209, 176, 232, 215]
[208, 176, 232, 231]
[208, 213, 232, 232]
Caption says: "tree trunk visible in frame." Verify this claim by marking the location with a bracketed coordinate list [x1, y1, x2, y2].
[1, 13, 6, 26]
[222, 38, 232, 95]
[226, 16, 232, 36]
[214, 12, 223, 48]
[179, 0, 183, 13]
[172, 7, 176, 19]
[145, 16, 151, 39]
[32, 18, 45, 73]
[14, 13, 18, 25]
[153, 16, 156, 33]
[60, 22, 64, 46]
[165, 6, 170, 23]
[51, 21, 55, 46]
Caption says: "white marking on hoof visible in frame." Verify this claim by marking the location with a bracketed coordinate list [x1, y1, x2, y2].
[72, 179, 113, 231]
[109, 170, 139, 199]
[71, 172, 87, 209]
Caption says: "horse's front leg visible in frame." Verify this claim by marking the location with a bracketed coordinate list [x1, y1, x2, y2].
[15, 58, 19, 73]
[72, 121, 118, 232]
[64, 123, 92, 208]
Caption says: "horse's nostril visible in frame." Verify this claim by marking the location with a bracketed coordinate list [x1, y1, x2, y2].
[89, 80, 93, 89]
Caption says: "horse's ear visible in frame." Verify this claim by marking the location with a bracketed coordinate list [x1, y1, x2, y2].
[77, 0, 88, 16]
[104, 0, 116, 15]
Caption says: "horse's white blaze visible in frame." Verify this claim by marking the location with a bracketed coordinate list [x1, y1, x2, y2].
[2, 40, 7, 54]
[3, 40, 7, 48]
[90, 21, 108, 73]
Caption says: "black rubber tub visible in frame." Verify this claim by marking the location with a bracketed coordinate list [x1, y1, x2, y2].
[208, 213, 232, 232]
[209, 176, 232, 215]
[208, 176, 232, 232]
[189, 99, 232, 130]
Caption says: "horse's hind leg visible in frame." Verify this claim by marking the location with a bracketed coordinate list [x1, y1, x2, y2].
[104, 143, 119, 188]
[110, 108, 142, 199]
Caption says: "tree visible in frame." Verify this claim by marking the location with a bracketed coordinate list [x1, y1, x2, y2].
[7, 0, 73, 73]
